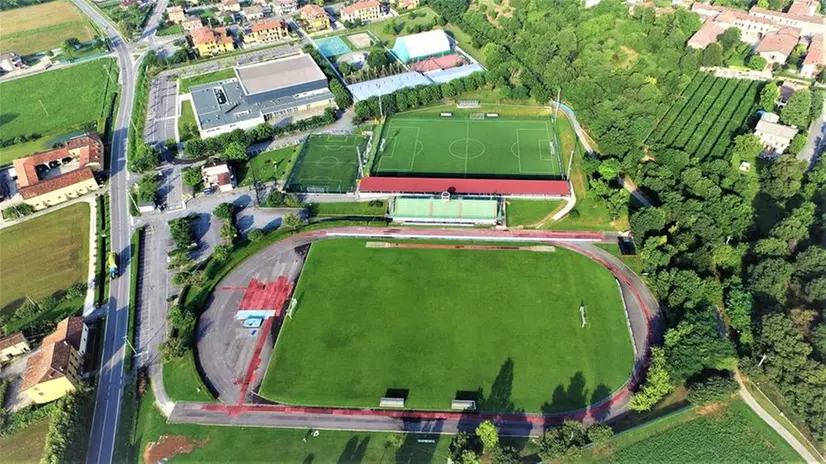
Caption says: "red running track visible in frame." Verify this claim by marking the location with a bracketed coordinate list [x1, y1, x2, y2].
[198, 227, 650, 426]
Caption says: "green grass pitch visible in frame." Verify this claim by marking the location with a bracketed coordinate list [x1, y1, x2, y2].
[372, 113, 564, 178]
[285, 134, 367, 193]
[260, 239, 635, 412]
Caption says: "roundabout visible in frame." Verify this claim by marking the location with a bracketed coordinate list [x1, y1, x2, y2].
[183, 227, 659, 435]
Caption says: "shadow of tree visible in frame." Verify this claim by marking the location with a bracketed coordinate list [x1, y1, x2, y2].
[337, 436, 371, 463]
[478, 357, 517, 412]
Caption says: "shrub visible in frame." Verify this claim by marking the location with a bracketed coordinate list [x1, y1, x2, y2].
[3, 203, 35, 219]
[687, 372, 739, 405]
[247, 228, 265, 242]
[65, 283, 88, 300]
[213, 202, 235, 221]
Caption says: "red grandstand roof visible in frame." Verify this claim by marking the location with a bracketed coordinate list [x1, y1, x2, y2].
[237, 277, 294, 316]
[358, 177, 570, 196]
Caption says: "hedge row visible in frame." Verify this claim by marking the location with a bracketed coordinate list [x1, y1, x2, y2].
[710, 84, 760, 159]
[691, 80, 753, 159]
[682, 79, 746, 155]
[648, 73, 707, 143]
[659, 75, 718, 146]
[670, 77, 730, 148]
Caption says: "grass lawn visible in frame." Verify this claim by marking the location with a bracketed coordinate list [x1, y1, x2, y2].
[596, 243, 644, 276]
[156, 22, 184, 36]
[236, 145, 300, 187]
[177, 100, 197, 142]
[179, 68, 235, 94]
[261, 239, 634, 412]
[4, 295, 84, 333]
[0, 0, 96, 55]
[131, 388, 451, 463]
[585, 399, 802, 462]
[163, 355, 214, 402]
[0, 203, 90, 315]
[310, 201, 387, 217]
[0, 58, 119, 150]
[0, 416, 49, 463]
[505, 199, 562, 227]
[373, 112, 565, 178]
[285, 135, 367, 193]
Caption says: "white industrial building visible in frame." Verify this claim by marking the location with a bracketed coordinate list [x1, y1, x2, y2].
[391, 30, 452, 63]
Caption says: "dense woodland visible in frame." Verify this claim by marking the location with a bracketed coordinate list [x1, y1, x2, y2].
[427, 0, 826, 444]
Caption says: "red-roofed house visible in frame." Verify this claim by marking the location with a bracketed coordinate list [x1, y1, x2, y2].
[190, 27, 235, 56]
[11, 133, 103, 210]
[0, 333, 30, 362]
[801, 36, 824, 77]
[23, 317, 88, 404]
[756, 27, 801, 64]
[341, 0, 382, 23]
[246, 19, 290, 44]
[687, 19, 727, 49]
[299, 4, 330, 31]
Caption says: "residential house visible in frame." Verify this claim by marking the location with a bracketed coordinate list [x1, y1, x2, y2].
[242, 5, 266, 21]
[272, 0, 298, 15]
[691, 1, 824, 48]
[0, 333, 30, 362]
[23, 317, 88, 404]
[190, 27, 235, 57]
[687, 19, 727, 49]
[246, 19, 291, 44]
[0, 52, 25, 72]
[166, 5, 187, 23]
[801, 36, 824, 78]
[755, 27, 801, 64]
[749, 3, 825, 39]
[396, 0, 419, 10]
[202, 162, 235, 192]
[12, 133, 103, 210]
[754, 112, 799, 155]
[219, 0, 241, 12]
[341, 0, 382, 23]
[121, 0, 138, 9]
[299, 4, 330, 31]
[778, 80, 808, 107]
[182, 15, 203, 31]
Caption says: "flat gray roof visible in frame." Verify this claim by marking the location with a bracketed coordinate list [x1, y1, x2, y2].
[235, 53, 327, 96]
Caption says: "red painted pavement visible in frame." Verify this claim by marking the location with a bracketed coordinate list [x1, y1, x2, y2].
[237, 317, 275, 405]
[358, 176, 571, 197]
[237, 277, 294, 316]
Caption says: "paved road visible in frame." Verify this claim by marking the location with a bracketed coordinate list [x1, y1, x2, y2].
[159, 226, 659, 436]
[736, 375, 820, 463]
[71, 1, 137, 463]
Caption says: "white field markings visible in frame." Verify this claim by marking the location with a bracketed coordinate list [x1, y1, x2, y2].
[464, 120, 470, 177]
[378, 124, 420, 172]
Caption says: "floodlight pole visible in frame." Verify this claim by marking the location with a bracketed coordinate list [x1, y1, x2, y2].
[378, 93, 384, 120]
[554, 87, 561, 123]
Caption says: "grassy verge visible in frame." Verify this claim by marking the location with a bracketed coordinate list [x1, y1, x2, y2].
[0, 203, 90, 316]
[127, 58, 150, 167]
[505, 199, 562, 227]
[133, 388, 451, 462]
[236, 145, 300, 187]
[95, 194, 112, 308]
[595, 243, 644, 276]
[156, 22, 183, 36]
[163, 355, 214, 402]
[177, 100, 197, 142]
[742, 376, 825, 459]
[126, 227, 143, 373]
[310, 201, 387, 217]
[4, 295, 85, 334]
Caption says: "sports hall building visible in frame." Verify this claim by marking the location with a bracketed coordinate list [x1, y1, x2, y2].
[189, 53, 336, 138]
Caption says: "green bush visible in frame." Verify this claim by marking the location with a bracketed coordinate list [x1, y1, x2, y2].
[687, 372, 739, 405]
[247, 228, 265, 242]
[42, 388, 92, 463]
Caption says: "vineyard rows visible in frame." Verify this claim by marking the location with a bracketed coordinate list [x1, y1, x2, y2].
[645, 72, 758, 160]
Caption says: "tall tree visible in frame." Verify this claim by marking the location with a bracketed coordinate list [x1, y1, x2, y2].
[759, 82, 780, 111]
[781, 89, 812, 128]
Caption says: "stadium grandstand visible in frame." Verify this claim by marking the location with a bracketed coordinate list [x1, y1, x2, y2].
[391, 30, 452, 63]
[388, 196, 502, 225]
[359, 177, 571, 198]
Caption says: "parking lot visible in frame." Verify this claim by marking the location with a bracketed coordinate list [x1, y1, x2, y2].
[144, 75, 179, 148]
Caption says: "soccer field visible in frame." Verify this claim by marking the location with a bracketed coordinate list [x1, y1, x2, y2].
[373, 114, 565, 178]
[260, 239, 635, 412]
[285, 135, 367, 193]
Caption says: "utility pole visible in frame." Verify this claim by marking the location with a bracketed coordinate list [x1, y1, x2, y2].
[123, 335, 144, 358]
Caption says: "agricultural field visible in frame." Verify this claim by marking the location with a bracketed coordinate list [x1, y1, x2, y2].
[285, 135, 367, 193]
[372, 112, 566, 178]
[0, 203, 90, 315]
[178, 69, 235, 94]
[0, 417, 50, 463]
[646, 73, 759, 159]
[0, 58, 119, 163]
[585, 400, 802, 462]
[261, 239, 634, 412]
[0, 0, 96, 55]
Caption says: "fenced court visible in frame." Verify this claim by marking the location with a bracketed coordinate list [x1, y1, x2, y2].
[285, 134, 367, 193]
[373, 113, 566, 179]
[316, 36, 352, 58]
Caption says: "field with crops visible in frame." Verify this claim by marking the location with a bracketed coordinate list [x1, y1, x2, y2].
[647, 73, 758, 159]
